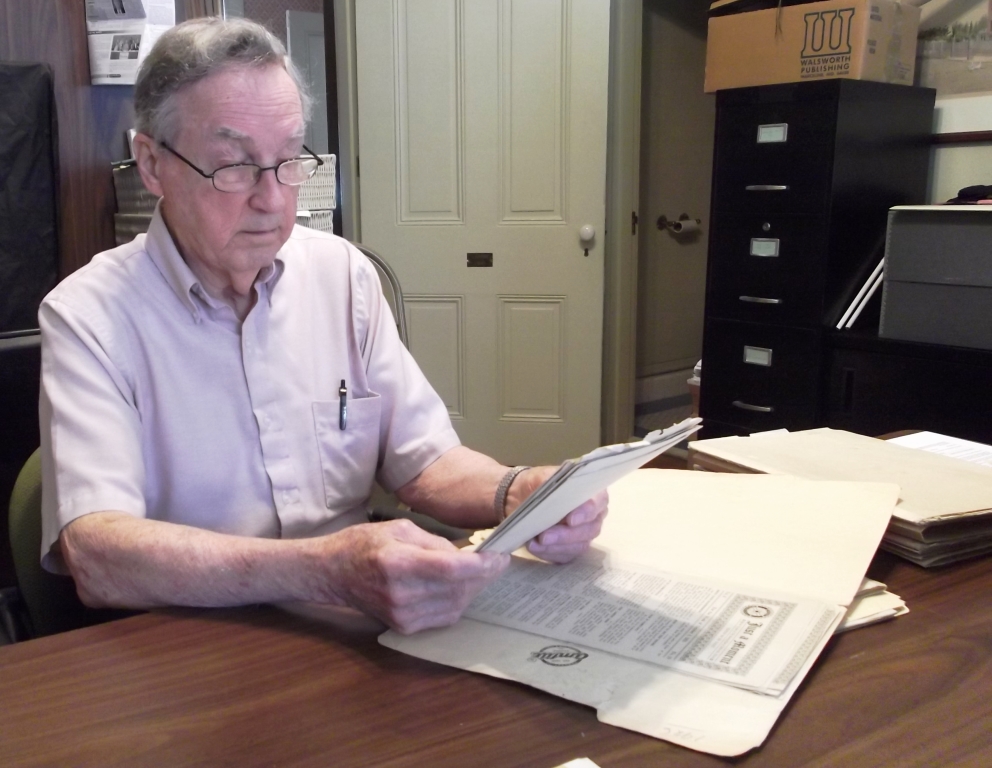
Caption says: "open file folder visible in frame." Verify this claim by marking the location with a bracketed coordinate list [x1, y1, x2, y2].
[381, 470, 898, 756]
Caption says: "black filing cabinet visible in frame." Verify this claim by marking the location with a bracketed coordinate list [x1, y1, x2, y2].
[699, 80, 934, 437]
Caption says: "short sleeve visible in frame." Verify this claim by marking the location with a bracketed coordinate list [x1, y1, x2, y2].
[39, 297, 147, 573]
[350, 250, 461, 492]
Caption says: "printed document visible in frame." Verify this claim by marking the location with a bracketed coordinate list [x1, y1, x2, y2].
[86, 1, 175, 85]
[888, 431, 992, 468]
[464, 557, 840, 695]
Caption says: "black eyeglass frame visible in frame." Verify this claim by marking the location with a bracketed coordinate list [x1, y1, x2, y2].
[158, 141, 324, 192]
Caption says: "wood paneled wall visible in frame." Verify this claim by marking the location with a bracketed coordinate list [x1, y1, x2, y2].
[1, 1, 136, 277]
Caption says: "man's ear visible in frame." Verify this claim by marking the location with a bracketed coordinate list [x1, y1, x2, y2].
[132, 133, 166, 198]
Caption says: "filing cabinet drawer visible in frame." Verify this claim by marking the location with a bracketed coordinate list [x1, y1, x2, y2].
[706, 213, 828, 327]
[714, 100, 838, 170]
[713, 98, 837, 215]
[699, 319, 820, 431]
[712, 155, 833, 215]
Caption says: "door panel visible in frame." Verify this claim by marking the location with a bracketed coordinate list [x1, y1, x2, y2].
[405, 296, 465, 417]
[357, 0, 609, 464]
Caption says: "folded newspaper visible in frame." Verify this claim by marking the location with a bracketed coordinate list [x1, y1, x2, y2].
[476, 417, 702, 555]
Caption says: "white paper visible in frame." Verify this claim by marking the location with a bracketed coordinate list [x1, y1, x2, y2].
[888, 431, 992, 468]
[835, 590, 907, 633]
[478, 418, 701, 555]
[86, 1, 175, 85]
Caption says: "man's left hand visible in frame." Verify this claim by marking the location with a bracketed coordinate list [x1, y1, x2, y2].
[504, 467, 608, 563]
[525, 490, 608, 563]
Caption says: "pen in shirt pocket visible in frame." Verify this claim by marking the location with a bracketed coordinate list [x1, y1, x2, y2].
[339, 379, 348, 430]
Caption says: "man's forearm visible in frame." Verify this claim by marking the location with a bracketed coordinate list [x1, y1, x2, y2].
[59, 510, 509, 632]
[395, 446, 551, 530]
[60, 511, 340, 610]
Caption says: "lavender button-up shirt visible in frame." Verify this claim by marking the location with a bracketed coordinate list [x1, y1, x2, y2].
[39, 208, 459, 573]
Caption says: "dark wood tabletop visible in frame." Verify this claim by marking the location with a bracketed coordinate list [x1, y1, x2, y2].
[1, 550, 990, 768]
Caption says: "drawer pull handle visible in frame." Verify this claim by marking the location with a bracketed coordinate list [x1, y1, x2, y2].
[739, 296, 782, 305]
[733, 400, 775, 413]
[745, 184, 789, 192]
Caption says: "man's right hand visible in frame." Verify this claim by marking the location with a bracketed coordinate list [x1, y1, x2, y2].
[315, 520, 510, 634]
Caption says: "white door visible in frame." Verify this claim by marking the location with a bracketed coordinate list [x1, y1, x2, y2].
[356, 0, 610, 465]
[287, 10, 329, 154]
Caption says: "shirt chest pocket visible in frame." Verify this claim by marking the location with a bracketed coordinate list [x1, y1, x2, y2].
[312, 393, 382, 511]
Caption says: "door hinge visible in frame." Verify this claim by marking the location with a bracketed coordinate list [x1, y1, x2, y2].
[631, 211, 638, 235]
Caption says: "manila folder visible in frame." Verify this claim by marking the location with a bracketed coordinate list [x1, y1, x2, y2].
[380, 470, 898, 756]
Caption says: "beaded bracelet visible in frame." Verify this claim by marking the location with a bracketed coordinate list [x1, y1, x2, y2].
[493, 465, 531, 525]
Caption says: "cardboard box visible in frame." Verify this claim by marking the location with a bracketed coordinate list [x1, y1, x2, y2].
[705, 0, 920, 92]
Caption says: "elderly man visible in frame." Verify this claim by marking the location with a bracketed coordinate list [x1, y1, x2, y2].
[39, 18, 606, 634]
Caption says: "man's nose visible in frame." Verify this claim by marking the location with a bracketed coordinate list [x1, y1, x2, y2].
[250, 167, 288, 211]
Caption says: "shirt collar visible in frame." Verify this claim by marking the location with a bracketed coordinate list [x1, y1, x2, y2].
[144, 203, 287, 321]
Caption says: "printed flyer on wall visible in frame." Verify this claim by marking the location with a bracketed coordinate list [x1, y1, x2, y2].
[85, 1, 175, 85]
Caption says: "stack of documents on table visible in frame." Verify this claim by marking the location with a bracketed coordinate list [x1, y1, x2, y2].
[381, 469, 899, 756]
[689, 428, 992, 567]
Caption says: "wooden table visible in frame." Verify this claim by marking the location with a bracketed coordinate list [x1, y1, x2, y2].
[1, 551, 990, 767]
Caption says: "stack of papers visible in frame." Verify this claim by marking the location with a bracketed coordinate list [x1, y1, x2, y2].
[478, 418, 702, 555]
[838, 577, 907, 632]
[689, 428, 992, 567]
[381, 469, 899, 755]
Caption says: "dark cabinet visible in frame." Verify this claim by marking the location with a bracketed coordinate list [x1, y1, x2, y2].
[700, 80, 935, 438]
[824, 332, 992, 444]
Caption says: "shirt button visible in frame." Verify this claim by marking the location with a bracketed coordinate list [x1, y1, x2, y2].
[281, 490, 292, 503]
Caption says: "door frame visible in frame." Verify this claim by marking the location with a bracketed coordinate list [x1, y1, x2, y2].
[601, 0, 643, 445]
[331, 0, 361, 241]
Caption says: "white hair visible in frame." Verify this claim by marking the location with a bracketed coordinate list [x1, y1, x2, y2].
[134, 17, 312, 144]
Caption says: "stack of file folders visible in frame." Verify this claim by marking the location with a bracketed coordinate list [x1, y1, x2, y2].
[688, 428, 992, 567]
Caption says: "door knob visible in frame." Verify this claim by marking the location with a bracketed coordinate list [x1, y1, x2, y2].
[578, 225, 595, 256]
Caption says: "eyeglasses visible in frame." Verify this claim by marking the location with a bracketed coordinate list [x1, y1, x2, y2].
[159, 141, 324, 193]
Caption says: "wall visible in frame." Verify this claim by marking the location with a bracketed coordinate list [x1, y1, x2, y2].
[243, 0, 322, 44]
[1, 1, 136, 278]
[929, 143, 992, 203]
